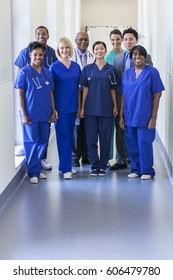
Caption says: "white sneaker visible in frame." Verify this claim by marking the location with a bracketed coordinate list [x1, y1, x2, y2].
[30, 177, 38, 184]
[72, 169, 77, 174]
[141, 174, 152, 180]
[39, 173, 47, 179]
[128, 173, 139, 179]
[15, 145, 25, 156]
[41, 159, 52, 170]
[63, 172, 72, 179]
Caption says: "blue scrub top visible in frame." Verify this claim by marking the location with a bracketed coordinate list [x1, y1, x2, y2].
[80, 63, 119, 117]
[121, 65, 165, 127]
[14, 45, 57, 69]
[50, 60, 81, 113]
[14, 65, 54, 122]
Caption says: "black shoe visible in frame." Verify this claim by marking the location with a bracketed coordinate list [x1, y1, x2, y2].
[72, 159, 80, 167]
[109, 163, 127, 171]
[98, 169, 106, 176]
[90, 169, 98, 176]
[82, 158, 90, 164]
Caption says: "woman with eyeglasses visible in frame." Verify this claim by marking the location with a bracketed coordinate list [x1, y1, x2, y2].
[80, 41, 119, 176]
[14, 41, 56, 184]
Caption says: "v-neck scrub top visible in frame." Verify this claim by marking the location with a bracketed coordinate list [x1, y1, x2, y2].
[50, 61, 81, 113]
[14, 65, 54, 122]
[121, 65, 165, 127]
[80, 63, 119, 117]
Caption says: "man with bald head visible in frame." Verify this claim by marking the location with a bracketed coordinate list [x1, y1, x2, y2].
[71, 32, 94, 167]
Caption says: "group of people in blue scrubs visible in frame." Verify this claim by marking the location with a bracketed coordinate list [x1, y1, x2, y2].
[14, 26, 165, 182]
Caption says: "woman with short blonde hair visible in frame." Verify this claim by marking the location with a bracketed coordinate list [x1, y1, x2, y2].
[56, 37, 74, 59]
[50, 37, 81, 179]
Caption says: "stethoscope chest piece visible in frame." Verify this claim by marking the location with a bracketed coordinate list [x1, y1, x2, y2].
[30, 65, 49, 89]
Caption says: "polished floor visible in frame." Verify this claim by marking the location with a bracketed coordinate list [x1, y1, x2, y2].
[0, 135, 173, 260]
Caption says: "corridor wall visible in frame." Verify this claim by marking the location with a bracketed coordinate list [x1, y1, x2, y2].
[138, 0, 173, 179]
[0, 0, 81, 195]
[0, 0, 15, 194]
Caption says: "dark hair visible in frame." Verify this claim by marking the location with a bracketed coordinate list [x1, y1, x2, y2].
[123, 28, 138, 40]
[130, 45, 147, 58]
[92, 41, 107, 52]
[109, 29, 122, 38]
[28, 41, 46, 53]
[35, 26, 49, 35]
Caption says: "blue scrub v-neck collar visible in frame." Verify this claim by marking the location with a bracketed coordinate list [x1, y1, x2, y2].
[94, 62, 107, 72]
[59, 60, 72, 70]
[132, 64, 147, 80]
[29, 65, 43, 75]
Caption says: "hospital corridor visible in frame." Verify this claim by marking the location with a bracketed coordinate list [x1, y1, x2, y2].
[1, 0, 173, 261]
[0, 134, 173, 260]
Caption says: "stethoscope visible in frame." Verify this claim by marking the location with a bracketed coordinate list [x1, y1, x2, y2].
[107, 70, 117, 85]
[45, 48, 54, 67]
[87, 63, 117, 85]
[30, 66, 49, 90]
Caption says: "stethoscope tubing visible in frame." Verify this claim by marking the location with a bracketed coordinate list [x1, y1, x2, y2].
[29, 65, 49, 89]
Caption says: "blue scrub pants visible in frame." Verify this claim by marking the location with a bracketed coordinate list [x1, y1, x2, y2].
[55, 112, 76, 173]
[84, 116, 113, 171]
[125, 126, 155, 176]
[22, 122, 50, 177]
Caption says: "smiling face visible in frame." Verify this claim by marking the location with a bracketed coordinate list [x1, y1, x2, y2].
[35, 27, 49, 46]
[131, 49, 145, 67]
[30, 48, 44, 67]
[123, 33, 138, 52]
[93, 43, 107, 59]
[58, 42, 71, 59]
[75, 32, 89, 52]
[110, 34, 123, 51]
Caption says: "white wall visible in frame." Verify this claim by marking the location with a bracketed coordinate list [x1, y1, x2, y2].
[0, 0, 15, 194]
[12, 0, 82, 147]
[81, 0, 138, 53]
[138, 0, 173, 178]
[81, 0, 138, 31]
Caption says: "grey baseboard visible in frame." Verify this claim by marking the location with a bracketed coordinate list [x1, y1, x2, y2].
[0, 163, 27, 211]
[155, 131, 173, 184]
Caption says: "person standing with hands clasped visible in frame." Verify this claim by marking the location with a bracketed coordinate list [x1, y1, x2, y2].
[80, 41, 119, 176]
[14, 41, 56, 184]
[50, 37, 81, 179]
[119, 45, 165, 180]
